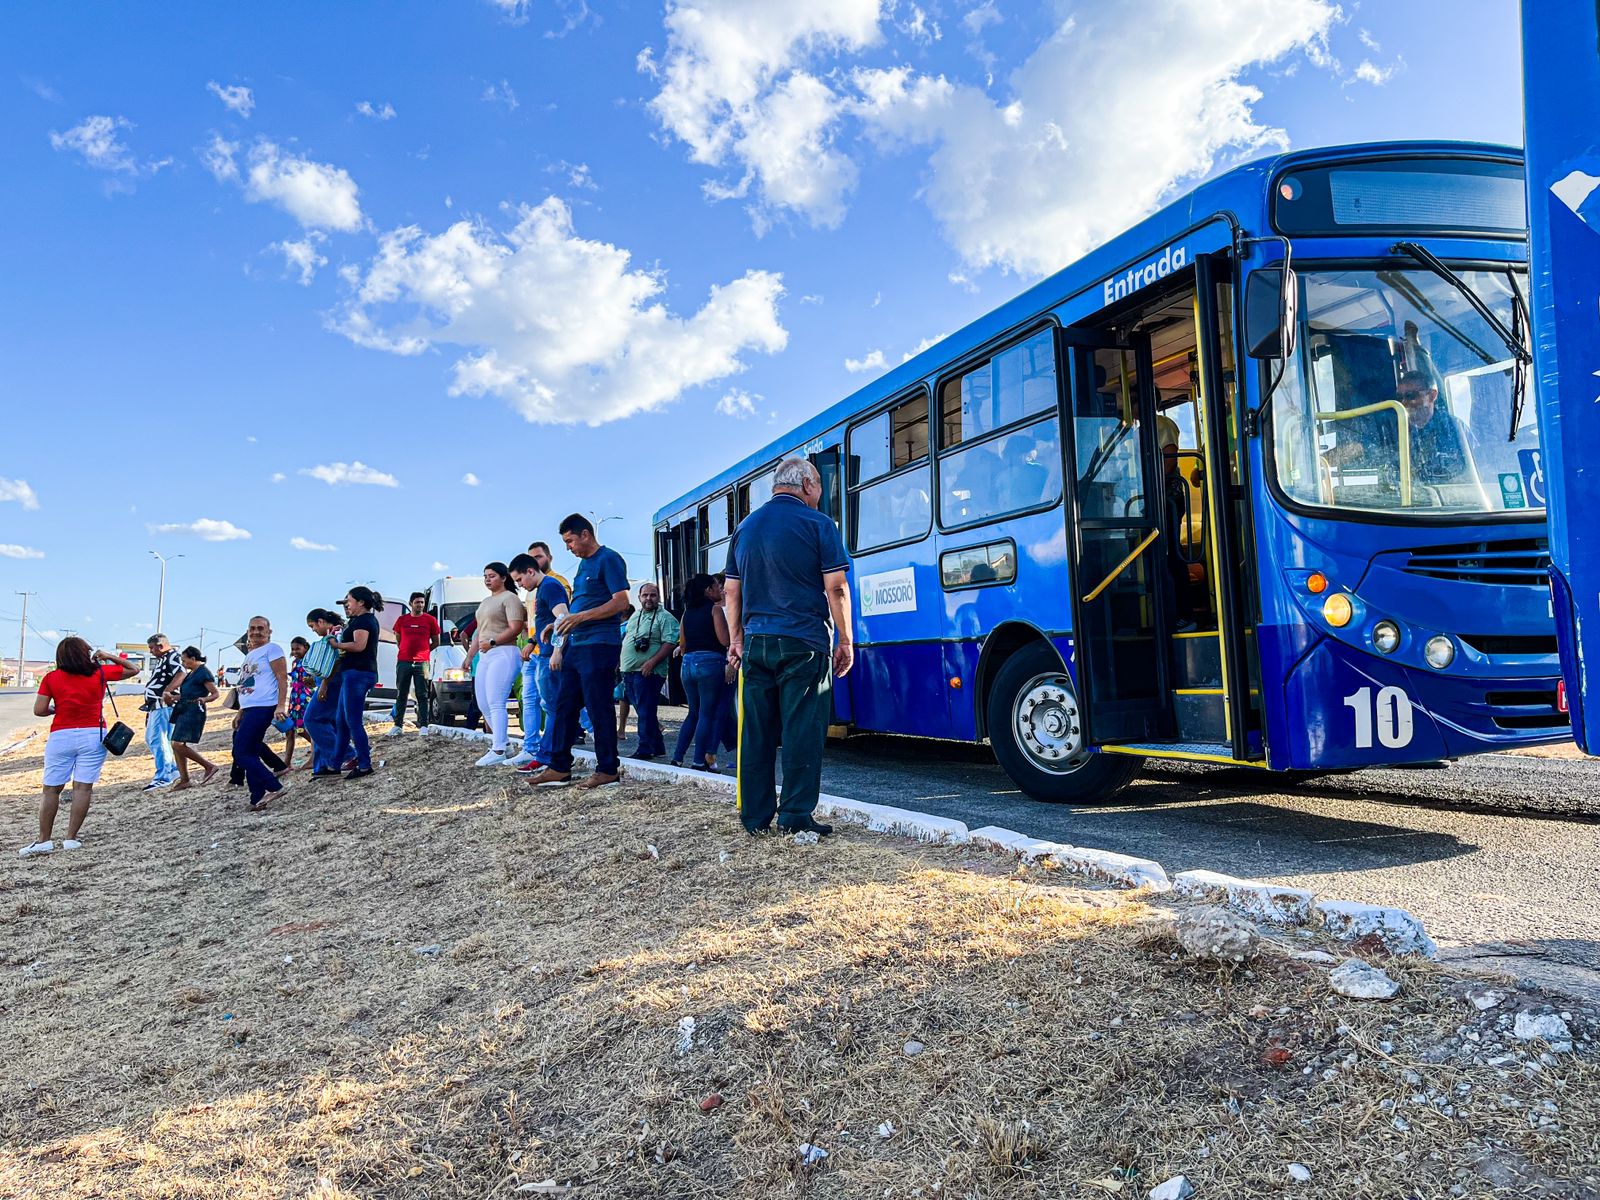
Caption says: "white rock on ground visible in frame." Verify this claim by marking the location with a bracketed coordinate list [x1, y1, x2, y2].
[1513, 1012, 1572, 1045]
[1149, 1175, 1196, 1200]
[797, 1143, 828, 1166]
[1466, 985, 1507, 1011]
[1329, 958, 1401, 1000]
[1289, 1162, 1312, 1182]
[1172, 869, 1315, 925]
[1176, 906, 1260, 963]
[676, 1016, 696, 1055]
[1315, 899, 1437, 957]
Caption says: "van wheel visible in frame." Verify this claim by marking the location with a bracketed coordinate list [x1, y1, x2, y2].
[986, 642, 1140, 804]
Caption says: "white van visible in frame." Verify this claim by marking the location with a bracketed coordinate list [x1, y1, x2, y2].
[423, 574, 491, 726]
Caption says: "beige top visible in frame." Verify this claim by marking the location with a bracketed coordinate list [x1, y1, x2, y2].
[475, 589, 527, 646]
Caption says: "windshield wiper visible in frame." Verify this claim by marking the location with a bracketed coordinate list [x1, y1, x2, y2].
[1392, 242, 1532, 442]
[1506, 270, 1531, 442]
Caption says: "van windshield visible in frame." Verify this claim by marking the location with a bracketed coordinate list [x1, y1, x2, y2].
[1269, 265, 1543, 518]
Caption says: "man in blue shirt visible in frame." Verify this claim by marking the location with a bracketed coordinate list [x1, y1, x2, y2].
[724, 458, 854, 836]
[527, 515, 631, 789]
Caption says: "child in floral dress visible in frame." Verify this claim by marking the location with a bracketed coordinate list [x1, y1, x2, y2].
[284, 636, 316, 770]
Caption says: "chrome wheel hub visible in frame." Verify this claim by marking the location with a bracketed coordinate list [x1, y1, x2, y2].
[1013, 673, 1086, 774]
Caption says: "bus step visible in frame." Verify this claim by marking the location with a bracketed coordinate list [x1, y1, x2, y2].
[1173, 633, 1222, 688]
[1174, 690, 1228, 743]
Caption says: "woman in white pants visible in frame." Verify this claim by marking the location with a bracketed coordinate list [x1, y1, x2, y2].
[472, 561, 528, 766]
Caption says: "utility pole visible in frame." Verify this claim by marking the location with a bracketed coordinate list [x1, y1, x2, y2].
[14, 591, 33, 687]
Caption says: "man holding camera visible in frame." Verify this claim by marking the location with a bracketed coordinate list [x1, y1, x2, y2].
[140, 634, 185, 791]
[619, 582, 679, 761]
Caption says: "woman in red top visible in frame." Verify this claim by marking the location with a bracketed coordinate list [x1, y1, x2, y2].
[21, 637, 139, 859]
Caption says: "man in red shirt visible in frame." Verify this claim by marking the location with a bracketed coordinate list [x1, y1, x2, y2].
[387, 591, 440, 736]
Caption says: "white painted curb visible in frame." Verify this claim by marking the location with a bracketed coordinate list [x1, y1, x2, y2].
[418, 724, 1437, 955]
[1172, 869, 1315, 925]
[0, 729, 41, 758]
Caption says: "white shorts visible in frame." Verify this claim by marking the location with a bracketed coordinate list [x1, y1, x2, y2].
[43, 727, 109, 787]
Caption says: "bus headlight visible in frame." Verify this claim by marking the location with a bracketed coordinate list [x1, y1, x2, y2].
[1373, 621, 1401, 654]
[1322, 593, 1353, 628]
[1424, 635, 1456, 670]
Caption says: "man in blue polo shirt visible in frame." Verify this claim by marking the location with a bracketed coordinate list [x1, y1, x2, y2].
[724, 457, 854, 836]
[527, 514, 631, 789]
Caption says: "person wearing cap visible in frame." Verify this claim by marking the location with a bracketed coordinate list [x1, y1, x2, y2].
[140, 634, 185, 792]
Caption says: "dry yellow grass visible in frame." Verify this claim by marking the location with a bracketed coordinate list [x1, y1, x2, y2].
[1, 716, 1596, 1199]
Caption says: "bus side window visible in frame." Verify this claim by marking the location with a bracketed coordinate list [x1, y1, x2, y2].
[848, 393, 932, 552]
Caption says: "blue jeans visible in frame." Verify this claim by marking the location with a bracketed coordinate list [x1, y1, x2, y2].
[332, 668, 377, 771]
[232, 705, 283, 803]
[520, 654, 547, 754]
[526, 653, 557, 761]
[624, 671, 666, 757]
[304, 672, 343, 771]
[674, 652, 729, 766]
[145, 705, 177, 784]
[550, 643, 621, 775]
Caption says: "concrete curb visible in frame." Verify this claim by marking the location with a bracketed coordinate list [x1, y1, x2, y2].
[417, 723, 1437, 957]
[0, 729, 41, 758]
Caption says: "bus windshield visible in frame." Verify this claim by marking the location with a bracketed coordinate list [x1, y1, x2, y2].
[1270, 266, 1542, 518]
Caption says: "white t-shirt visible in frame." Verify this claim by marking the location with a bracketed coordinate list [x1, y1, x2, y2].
[237, 642, 286, 709]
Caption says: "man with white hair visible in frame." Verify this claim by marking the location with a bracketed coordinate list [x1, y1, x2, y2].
[723, 457, 854, 837]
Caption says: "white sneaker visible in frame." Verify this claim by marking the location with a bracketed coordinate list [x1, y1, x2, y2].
[61, 839, 83, 851]
[474, 749, 509, 768]
[506, 750, 537, 767]
[385, 726, 405, 737]
[19, 841, 52, 858]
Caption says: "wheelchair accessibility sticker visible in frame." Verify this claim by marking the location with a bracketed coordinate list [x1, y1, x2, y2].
[1518, 448, 1546, 508]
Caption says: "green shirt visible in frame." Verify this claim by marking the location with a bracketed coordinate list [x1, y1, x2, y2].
[619, 607, 680, 677]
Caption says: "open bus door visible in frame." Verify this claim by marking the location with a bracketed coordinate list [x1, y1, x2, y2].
[1522, 0, 1600, 753]
[1058, 326, 1175, 743]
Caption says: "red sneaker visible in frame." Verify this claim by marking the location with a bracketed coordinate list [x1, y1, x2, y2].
[514, 759, 547, 774]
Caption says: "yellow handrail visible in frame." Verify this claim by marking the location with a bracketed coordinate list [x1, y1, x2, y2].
[1082, 528, 1161, 603]
[1315, 399, 1413, 506]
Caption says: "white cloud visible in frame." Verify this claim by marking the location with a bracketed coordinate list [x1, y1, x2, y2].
[962, 1, 1001, 35]
[852, 0, 1340, 275]
[0, 478, 40, 510]
[715, 387, 759, 418]
[207, 138, 364, 231]
[462, 472, 481, 486]
[290, 536, 338, 552]
[487, 0, 531, 20]
[1358, 27, 1381, 52]
[0, 544, 44, 560]
[902, 332, 947, 362]
[356, 99, 397, 120]
[549, 160, 597, 190]
[1349, 58, 1400, 87]
[50, 115, 170, 178]
[207, 81, 255, 118]
[897, 4, 939, 44]
[270, 472, 286, 483]
[273, 231, 329, 284]
[644, 0, 884, 228]
[482, 79, 520, 110]
[844, 348, 887, 373]
[300, 461, 400, 487]
[331, 196, 788, 426]
[431, 560, 450, 572]
[24, 77, 63, 103]
[149, 518, 252, 541]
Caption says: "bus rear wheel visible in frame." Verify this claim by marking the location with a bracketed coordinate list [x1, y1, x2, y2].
[986, 643, 1140, 804]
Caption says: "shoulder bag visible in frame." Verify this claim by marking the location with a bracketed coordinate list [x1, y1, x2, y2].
[100, 672, 135, 755]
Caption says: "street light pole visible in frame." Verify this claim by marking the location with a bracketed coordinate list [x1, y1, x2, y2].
[149, 550, 184, 635]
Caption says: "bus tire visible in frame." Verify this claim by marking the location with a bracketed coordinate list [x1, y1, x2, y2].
[986, 642, 1140, 804]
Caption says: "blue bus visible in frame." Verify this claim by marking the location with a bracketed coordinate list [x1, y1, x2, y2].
[1523, 0, 1600, 755]
[654, 140, 1568, 803]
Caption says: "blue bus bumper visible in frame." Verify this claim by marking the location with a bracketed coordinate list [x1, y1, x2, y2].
[1274, 637, 1568, 770]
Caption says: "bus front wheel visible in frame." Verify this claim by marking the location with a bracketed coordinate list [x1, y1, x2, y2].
[986, 643, 1140, 804]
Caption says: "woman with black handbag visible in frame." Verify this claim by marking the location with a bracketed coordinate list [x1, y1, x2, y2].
[21, 638, 138, 858]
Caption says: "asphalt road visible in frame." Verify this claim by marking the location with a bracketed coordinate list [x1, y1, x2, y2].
[646, 706, 1600, 1000]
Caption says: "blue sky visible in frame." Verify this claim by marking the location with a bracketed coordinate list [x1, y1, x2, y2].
[0, 0, 1523, 665]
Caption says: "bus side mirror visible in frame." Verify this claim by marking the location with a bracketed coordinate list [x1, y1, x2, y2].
[1245, 266, 1298, 360]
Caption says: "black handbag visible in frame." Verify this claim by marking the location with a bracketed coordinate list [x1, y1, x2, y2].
[101, 675, 135, 755]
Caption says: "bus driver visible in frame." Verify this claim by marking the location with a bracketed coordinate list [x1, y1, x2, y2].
[1325, 368, 1474, 491]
